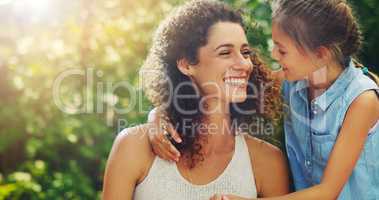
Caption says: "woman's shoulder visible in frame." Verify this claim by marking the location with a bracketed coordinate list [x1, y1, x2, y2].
[243, 135, 288, 175]
[107, 123, 156, 182]
[243, 135, 285, 163]
[243, 135, 290, 195]
[114, 123, 156, 163]
[116, 123, 154, 146]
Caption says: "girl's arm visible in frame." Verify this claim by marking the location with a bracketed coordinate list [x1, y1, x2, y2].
[256, 90, 379, 200]
[102, 126, 152, 200]
[147, 108, 182, 162]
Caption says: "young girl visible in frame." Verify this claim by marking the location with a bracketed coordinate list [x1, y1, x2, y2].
[149, 0, 379, 199]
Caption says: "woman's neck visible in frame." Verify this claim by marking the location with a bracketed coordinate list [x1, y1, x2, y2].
[197, 98, 235, 156]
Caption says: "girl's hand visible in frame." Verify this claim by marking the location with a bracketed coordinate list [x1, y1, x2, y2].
[147, 108, 182, 162]
[209, 194, 255, 200]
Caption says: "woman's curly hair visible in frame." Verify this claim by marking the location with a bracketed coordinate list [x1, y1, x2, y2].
[140, 0, 282, 168]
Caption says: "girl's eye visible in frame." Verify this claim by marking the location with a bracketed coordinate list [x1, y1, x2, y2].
[279, 49, 287, 55]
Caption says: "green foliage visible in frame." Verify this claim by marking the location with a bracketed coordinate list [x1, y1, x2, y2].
[0, 160, 96, 200]
[0, 0, 178, 199]
[350, 0, 379, 74]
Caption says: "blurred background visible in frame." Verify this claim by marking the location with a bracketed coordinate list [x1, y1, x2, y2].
[0, 0, 377, 199]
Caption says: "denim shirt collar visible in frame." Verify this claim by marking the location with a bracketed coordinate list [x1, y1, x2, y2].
[294, 59, 356, 111]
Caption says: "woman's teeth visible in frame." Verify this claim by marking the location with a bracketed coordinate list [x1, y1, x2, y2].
[224, 78, 247, 86]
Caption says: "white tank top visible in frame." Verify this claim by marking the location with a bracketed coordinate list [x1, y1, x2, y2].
[133, 134, 257, 200]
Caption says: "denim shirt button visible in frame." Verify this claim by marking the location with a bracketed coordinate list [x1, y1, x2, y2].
[305, 160, 311, 167]
[311, 103, 318, 114]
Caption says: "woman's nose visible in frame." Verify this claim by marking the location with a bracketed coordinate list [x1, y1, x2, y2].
[233, 55, 252, 71]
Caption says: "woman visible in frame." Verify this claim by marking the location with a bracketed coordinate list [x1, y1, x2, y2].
[150, 0, 379, 200]
[102, 0, 289, 199]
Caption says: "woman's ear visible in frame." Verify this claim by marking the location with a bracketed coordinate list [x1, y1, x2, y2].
[177, 58, 195, 76]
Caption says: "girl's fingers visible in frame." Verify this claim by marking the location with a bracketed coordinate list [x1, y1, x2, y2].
[158, 150, 174, 161]
[167, 143, 180, 161]
[222, 195, 230, 200]
[161, 131, 181, 157]
[150, 137, 164, 158]
[153, 136, 179, 162]
[159, 145, 178, 162]
[146, 107, 181, 161]
[222, 194, 252, 200]
[149, 129, 162, 151]
[151, 143, 170, 161]
[166, 123, 182, 143]
[158, 124, 181, 159]
[210, 194, 223, 200]
[161, 136, 180, 162]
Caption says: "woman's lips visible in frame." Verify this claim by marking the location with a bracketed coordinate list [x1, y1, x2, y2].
[223, 77, 248, 88]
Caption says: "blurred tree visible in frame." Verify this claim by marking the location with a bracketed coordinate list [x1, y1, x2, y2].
[350, 0, 379, 74]
[0, 0, 179, 199]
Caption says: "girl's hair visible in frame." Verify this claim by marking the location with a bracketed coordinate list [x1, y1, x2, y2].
[141, 0, 282, 168]
[272, 0, 379, 84]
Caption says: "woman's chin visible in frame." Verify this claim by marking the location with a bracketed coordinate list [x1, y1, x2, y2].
[229, 94, 247, 103]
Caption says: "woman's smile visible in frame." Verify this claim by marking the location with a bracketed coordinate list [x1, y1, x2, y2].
[223, 76, 248, 88]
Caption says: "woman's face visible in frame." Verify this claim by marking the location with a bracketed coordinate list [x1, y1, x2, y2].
[271, 23, 321, 81]
[188, 22, 253, 104]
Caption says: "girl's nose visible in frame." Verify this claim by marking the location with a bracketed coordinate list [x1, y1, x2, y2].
[271, 46, 279, 61]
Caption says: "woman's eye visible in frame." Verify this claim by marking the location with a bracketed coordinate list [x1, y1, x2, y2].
[219, 51, 230, 56]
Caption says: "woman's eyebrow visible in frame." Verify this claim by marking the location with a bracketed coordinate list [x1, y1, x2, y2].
[214, 43, 234, 51]
[214, 43, 250, 51]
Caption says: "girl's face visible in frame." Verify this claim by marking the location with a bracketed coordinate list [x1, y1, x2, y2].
[271, 23, 321, 81]
[187, 22, 253, 104]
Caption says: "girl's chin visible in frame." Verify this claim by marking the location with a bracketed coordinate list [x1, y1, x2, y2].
[286, 75, 301, 82]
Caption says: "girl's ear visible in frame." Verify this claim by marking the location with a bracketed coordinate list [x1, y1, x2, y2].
[316, 46, 333, 63]
[177, 58, 195, 76]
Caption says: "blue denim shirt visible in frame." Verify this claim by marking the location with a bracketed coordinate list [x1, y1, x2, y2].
[282, 61, 379, 200]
